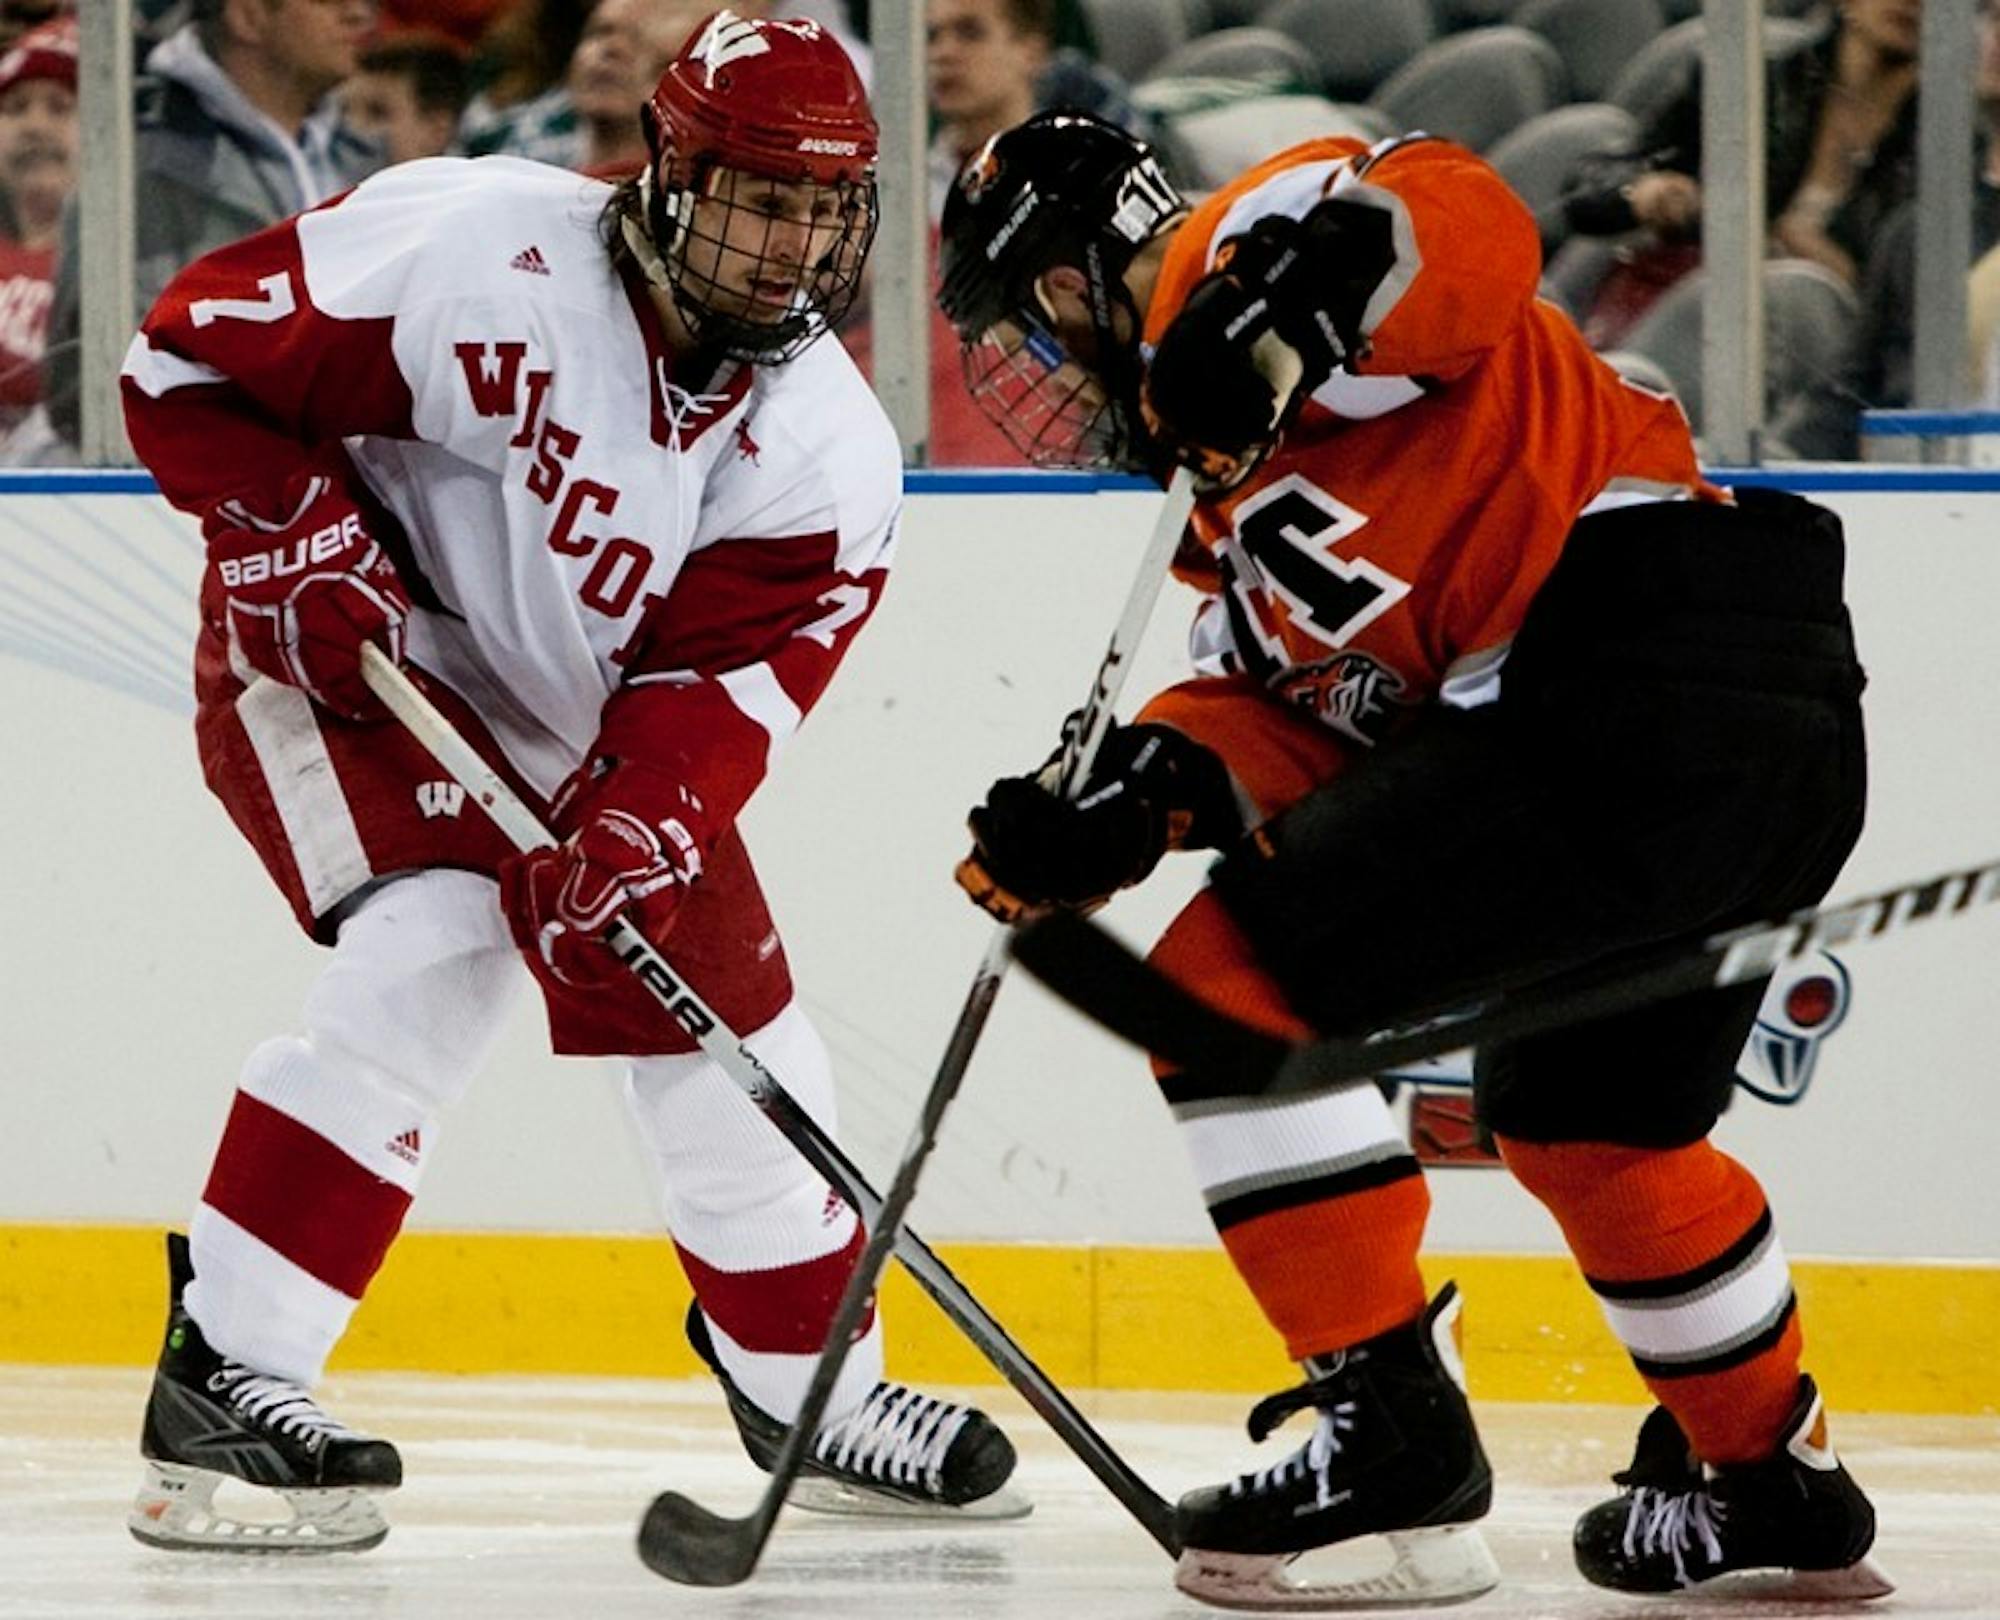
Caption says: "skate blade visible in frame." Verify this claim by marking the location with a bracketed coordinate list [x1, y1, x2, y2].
[788, 1476, 1034, 1522]
[128, 1461, 390, 1554]
[1175, 1524, 1501, 1612]
[1699, 1555, 1896, 1603]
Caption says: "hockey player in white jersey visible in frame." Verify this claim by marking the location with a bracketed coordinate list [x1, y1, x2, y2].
[119, 10, 1021, 1553]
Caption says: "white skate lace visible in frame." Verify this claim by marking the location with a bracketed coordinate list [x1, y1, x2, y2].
[1232, 1400, 1360, 1508]
[209, 1364, 359, 1446]
[813, 1381, 972, 1496]
[1623, 1484, 1727, 1585]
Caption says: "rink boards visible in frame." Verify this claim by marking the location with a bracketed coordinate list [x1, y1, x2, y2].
[0, 469, 1995, 1411]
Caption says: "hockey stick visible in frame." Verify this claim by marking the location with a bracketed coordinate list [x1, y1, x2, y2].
[632, 467, 1199, 1584]
[1009, 854, 2000, 1102]
[357, 642, 1179, 1563]
[358, 476, 1193, 1578]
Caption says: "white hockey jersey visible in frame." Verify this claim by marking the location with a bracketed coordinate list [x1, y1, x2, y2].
[122, 156, 901, 829]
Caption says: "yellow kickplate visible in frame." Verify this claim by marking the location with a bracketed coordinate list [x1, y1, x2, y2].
[0, 1224, 1990, 1415]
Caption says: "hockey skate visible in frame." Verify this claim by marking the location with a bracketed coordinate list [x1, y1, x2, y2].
[1173, 1282, 1499, 1612]
[687, 1303, 1029, 1519]
[1574, 1375, 1894, 1599]
[129, 1233, 402, 1554]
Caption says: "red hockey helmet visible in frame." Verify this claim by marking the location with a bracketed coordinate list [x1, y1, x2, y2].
[629, 11, 879, 362]
[647, 10, 878, 187]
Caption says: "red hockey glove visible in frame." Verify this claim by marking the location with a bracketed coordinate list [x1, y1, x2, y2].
[955, 723, 1239, 924]
[499, 762, 710, 994]
[205, 473, 410, 720]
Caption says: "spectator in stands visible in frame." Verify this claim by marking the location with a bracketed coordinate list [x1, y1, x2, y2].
[456, 0, 590, 158]
[43, 0, 379, 452]
[1555, 0, 1920, 349]
[567, 0, 686, 173]
[379, 0, 507, 52]
[898, 0, 1143, 458]
[464, 1, 870, 166]
[1857, 0, 2000, 414]
[0, 16, 72, 460]
[925, 0, 1143, 221]
[0, 0, 62, 53]
[342, 36, 472, 166]
[928, 0, 1050, 218]
[0, 12, 70, 247]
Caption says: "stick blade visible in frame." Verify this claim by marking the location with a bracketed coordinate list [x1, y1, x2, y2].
[636, 1489, 770, 1587]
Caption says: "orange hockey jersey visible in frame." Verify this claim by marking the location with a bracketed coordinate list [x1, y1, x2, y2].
[1143, 135, 1721, 757]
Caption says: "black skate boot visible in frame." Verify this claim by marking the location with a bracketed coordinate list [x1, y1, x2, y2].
[686, 1302, 1026, 1519]
[1574, 1375, 1893, 1599]
[1174, 1282, 1499, 1610]
[130, 1232, 401, 1553]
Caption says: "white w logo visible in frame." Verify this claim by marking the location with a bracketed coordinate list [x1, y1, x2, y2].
[416, 781, 466, 820]
[691, 11, 772, 81]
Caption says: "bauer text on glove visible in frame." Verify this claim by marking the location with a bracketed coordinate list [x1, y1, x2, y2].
[204, 472, 410, 720]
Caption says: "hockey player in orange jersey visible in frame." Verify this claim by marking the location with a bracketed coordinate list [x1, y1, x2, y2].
[938, 112, 1890, 1609]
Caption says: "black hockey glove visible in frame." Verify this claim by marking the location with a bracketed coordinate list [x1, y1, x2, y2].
[956, 722, 1240, 924]
[1143, 198, 1396, 490]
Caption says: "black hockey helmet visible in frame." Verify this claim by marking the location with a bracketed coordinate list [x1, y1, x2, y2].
[938, 111, 1185, 470]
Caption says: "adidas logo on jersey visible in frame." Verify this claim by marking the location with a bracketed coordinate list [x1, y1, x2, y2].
[510, 245, 550, 276]
[386, 1127, 422, 1166]
[416, 781, 466, 819]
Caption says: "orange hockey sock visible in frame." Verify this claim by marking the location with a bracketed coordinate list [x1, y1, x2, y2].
[1151, 891, 1431, 1360]
[1497, 1136, 1805, 1464]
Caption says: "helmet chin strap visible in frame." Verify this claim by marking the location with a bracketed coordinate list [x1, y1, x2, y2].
[622, 161, 829, 367]
[622, 166, 684, 294]
[1083, 239, 1160, 476]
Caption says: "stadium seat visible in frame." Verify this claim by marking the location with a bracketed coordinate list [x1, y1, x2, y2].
[1205, 0, 1266, 27]
[1144, 27, 1325, 93]
[1764, 259, 1863, 457]
[1077, 0, 1190, 85]
[1431, 0, 1519, 30]
[1595, 347, 1683, 405]
[1615, 270, 1705, 424]
[1258, 0, 1434, 102]
[1540, 234, 1622, 321]
[1165, 93, 1398, 188]
[1656, 0, 1814, 18]
[1486, 101, 1639, 252]
[1615, 260, 1861, 455]
[1511, 0, 1666, 104]
[1607, 15, 1822, 130]
[1604, 17, 1703, 127]
[1368, 27, 1566, 153]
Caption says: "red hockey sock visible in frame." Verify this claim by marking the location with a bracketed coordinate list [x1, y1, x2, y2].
[202, 1089, 412, 1302]
[1497, 1136, 1805, 1464]
[675, 1217, 873, 1355]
